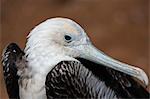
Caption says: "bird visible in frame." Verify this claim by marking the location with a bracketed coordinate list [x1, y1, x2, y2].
[2, 17, 149, 99]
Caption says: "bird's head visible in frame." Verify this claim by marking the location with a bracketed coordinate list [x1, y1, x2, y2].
[25, 17, 148, 86]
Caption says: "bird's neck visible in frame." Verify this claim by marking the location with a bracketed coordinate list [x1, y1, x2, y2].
[24, 42, 77, 76]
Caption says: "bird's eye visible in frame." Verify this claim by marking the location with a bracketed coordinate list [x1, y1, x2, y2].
[64, 35, 72, 43]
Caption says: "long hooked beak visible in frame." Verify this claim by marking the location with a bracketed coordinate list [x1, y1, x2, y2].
[76, 44, 148, 86]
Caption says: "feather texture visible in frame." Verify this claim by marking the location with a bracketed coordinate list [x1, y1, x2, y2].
[45, 61, 117, 98]
[45, 58, 149, 98]
[2, 43, 24, 99]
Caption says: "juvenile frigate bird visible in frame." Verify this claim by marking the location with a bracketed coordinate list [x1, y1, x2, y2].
[2, 18, 149, 99]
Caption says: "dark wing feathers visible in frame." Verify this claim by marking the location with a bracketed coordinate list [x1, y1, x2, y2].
[77, 58, 150, 98]
[2, 43, 24, 99]
[45, 58, 149, 99]
[45, 61, 118, 98]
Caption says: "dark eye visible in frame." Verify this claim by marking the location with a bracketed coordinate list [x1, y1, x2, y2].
[64, 35, 72, 43]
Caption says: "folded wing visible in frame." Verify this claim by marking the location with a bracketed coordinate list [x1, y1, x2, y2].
[2, 43, 25, 99]
[45, 58, 149, 98]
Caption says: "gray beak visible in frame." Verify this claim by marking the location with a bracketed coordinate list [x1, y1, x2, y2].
[76, 44, 148, 86]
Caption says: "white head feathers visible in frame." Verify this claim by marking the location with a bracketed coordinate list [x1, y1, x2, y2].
[24, 17, 148, 86]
